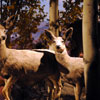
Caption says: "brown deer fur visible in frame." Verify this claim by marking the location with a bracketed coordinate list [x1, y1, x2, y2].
[0, 25, 69, 100]
[45, 28, 85, 100]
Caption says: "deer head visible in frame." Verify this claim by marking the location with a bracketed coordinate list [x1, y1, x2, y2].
[0, 25, 7, 45]
[45, 27, 73, 53]
[0, 15, 17, 45]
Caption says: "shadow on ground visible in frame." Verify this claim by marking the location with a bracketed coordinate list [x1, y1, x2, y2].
[0, 80, 86, 100]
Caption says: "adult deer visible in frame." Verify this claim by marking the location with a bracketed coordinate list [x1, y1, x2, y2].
[0, 24, 70, 100]
[45, 28, 85, 100]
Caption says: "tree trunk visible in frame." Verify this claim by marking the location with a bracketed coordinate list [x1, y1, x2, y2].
[49, 0, 59, 37]
[83, 0, 100, 99]
[49, 0, 59, 50]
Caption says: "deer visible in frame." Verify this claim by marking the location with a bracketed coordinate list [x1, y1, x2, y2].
[0, 24, 70, 100]
[45, 27, 85, 100]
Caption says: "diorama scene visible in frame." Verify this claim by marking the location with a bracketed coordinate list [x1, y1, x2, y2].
[0, 0, 100, 100]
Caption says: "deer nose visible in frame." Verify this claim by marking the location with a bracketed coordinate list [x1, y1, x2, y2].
[56, 45, 60, 49]
[0, 39, 1, 43]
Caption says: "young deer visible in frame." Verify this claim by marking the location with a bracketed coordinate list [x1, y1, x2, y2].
[45, 28, 85, 100]
[0, 24, 68, 100]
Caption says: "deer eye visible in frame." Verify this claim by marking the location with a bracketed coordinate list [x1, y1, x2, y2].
[2, 36, 6, 40]
[52, 40, 55, 43]
[62, 40, 65, 43]
[4, 30, 7, 33]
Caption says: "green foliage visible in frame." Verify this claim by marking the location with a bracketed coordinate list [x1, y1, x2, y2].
[0, 0, 46, 49]
[59, 0, 83, 25]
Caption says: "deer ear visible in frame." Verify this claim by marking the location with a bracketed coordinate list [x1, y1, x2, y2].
[59, 31, 62, 37]
[45, 29, 55, 40]
[63, 27, 73, 41]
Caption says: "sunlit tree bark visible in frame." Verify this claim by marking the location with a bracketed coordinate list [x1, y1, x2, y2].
[49, 0, 59, 50]
[49, 0, 59, 36]
[83, 0, 100, 99]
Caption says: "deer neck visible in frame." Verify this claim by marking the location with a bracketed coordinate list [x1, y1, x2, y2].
[0, 43, 7, 60]
[55, 49, 71, 71]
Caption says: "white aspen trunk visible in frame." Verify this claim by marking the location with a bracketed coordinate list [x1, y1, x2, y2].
[83, 0, 100, 99]
[49, 0, 59, 50]
[49, 0, 58, 37]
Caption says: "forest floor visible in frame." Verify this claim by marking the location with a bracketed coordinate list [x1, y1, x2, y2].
[0, 82, 86, 100]
[61, 82, 86, 100]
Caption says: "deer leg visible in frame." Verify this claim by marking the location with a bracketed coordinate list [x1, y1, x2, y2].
[55, 77, 62, 100]
[2, 76, 17, 100]
[74, 82, 82, 100]
[0, 77, 5, 86]
[48, 75, 62, 100]
[46, 79, 54, 100]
